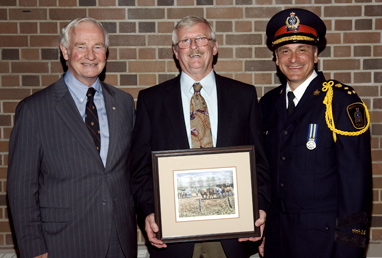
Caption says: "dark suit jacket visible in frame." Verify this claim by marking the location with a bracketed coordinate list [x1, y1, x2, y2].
[7, 77, 137, 258]
[131, 73, 271, 258]
[260, 72, 372, 258]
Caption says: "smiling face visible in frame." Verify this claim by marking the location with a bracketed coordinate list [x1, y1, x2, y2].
[60, 21, 107, 86]
[275, 43, 318, 90]
[173, 22, 218, 81]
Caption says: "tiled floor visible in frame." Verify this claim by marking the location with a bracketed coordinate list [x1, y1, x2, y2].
[1, 242, 381, 257]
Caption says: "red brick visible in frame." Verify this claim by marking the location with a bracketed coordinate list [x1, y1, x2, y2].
[1, 75, 19, 87]
[0, 89, 31, 100]
[2, 102, 18, 114]
[235, 21, 252, 33]
[138, 48, 156, 59]
[324, 6, 362, 17]
[214, 60, 243, 72]
[373, 163, 382, 176]
[167, 8, 203, 20]
[332, 73, 351, 83]
[119, 48, 137, 59]
[39, 0, 58, 6]
[20, 22, 38, 34]
[99, 0, 116, 6]
[12, 62, 49, 73]
[138, 74, 157, 86]
[323, 59, 360, 70]
[217, 47, 233, 59]
[137, 0, 156, 6]
[0, 36, 28, 47]
[19, 0, 37, 5]
[147, 35, 172, 47]
[9, 8, 47, 20]
[128, 61, 166, 73]
[158, 22, 174, 33]
[206, 7, 243, 19]
[49, 8, 87, 20]
[0, 62, 9, 74]
[344, 32, 381, 44]
[21, 49, 40, 60]
[30, 35, 59, 47]
[0, 22, 18, 34]
[58, 0, 77, 6]
[372, 150, 382, 162]
[40, 22, 58, 34]
[89, 8, 126, 20]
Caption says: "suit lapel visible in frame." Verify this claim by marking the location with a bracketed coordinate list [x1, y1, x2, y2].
[102, 83, 118, 168]
[53, 77, 104, 166]
[163, 77, 190, 149]
[275, 86, 288, 124]
[215, 75, 235, 147]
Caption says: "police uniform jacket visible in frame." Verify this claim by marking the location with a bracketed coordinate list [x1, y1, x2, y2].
[259, 72, 372, 258]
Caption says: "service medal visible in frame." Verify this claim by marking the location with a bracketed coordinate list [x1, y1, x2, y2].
[306, 139, 316, 150]
[306, 124, 318, 150]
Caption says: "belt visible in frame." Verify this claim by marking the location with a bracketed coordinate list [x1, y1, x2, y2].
[278, 199, 337, 214]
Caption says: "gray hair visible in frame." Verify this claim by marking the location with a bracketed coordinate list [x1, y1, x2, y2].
[60, 17, 109, 49]
[172, 16, 216, 46]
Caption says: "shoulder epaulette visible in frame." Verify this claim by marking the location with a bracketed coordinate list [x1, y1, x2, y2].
[322, 80, 370, 142]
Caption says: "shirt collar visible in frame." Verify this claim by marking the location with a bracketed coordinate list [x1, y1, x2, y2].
[180, 70, 215, 96]
[64, 70, 102, 103]
[286, 70, 317, 103]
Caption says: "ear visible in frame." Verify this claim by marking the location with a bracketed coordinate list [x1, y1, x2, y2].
[313, 47, 319, 64]
[212, 41, 218, 56]
[60, 44, 69, 61]
[275, 51, 279, 66]
[173, 45, 179, 60]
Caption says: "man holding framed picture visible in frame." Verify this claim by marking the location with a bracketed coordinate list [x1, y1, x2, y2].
[131, 15, 271, 258]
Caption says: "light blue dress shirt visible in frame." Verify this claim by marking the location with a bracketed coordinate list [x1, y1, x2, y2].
[64, 71, 109, 167]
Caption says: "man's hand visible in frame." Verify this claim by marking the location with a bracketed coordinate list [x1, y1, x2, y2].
[145, 213, 167, 248]
[238, 209, 266, 242]
[33, 253, 48, 258]
[258, 237, 265, 257]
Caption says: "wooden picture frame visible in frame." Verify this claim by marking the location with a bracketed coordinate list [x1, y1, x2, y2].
[152, 145, 259, 243]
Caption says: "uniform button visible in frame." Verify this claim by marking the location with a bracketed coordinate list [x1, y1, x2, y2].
[281, 156, 286, 161]
[102, 200, 106, 205]
[280, 183, 284, 188]
[325, 226, 330, 231]
[282, 130, 288, 135]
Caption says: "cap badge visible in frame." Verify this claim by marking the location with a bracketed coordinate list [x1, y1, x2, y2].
[286, 12, 300, 31]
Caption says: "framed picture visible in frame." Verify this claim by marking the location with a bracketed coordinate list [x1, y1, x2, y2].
[152, 145, 259, 243]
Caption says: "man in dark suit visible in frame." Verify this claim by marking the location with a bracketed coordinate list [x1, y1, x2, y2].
[7, 17, 136, 258]
[131, 15, 271, 258]
[259, 9, 372, 258]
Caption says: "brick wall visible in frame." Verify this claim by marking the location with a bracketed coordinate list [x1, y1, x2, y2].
[1, 0, 381, 251]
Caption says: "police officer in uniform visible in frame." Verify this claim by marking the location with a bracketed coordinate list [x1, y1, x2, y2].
[259, 8, 372, 258]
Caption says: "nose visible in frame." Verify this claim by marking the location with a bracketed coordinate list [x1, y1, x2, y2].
[85, 48, 95, 60]
[189, 39, 198, 49]
[289, 51, 298, 63]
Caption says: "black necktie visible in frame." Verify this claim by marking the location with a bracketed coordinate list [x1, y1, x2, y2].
[287, 91, 295, 116]
[85, 88, 100, 152]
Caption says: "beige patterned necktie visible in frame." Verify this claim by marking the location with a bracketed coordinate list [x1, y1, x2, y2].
[190, 82, 213, 148]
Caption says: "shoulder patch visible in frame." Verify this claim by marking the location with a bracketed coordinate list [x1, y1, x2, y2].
[347, 102, 366, 129]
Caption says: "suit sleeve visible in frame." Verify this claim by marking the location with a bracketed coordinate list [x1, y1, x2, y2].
[332, 90, 372, 256]
[249, 88, 271, 212]
[7, 100, 48, 257]
[131, 90, 155, 220]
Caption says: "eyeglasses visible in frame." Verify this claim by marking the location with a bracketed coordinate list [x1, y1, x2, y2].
[176, 37, 213, 49]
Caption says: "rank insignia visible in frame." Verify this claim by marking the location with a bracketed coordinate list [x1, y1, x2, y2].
[313, 89, 320, 95]
[347, 103, 366, 129]
[286, 12, 300, 31]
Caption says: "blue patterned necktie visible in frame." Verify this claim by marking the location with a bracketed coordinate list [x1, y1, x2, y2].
[85, 87, 100, 152]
